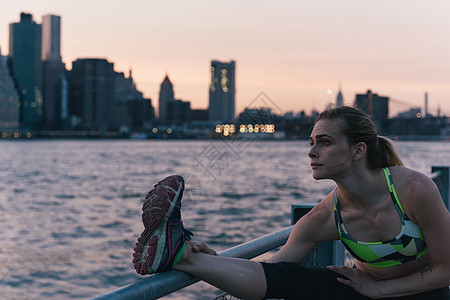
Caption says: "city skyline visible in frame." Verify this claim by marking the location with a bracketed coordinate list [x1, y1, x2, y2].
[1, 1, 450, 117]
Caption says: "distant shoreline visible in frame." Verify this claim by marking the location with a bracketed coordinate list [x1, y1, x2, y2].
[0, 130, 449, 142]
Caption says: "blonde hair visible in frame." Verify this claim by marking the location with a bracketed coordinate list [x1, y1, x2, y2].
[316, 106, 403, 169]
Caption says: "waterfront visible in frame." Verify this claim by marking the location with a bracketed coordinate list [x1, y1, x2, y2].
[0, 140, 449, 299]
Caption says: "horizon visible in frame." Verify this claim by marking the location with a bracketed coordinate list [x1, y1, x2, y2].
[1, 1, 449, 117]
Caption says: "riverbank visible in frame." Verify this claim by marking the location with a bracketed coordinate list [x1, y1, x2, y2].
[1, 129, 449, 141]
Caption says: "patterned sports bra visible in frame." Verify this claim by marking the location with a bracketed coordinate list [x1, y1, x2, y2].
[334, 167, 429, 268]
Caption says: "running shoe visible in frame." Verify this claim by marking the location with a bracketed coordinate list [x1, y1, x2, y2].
[132, 175, 193, 275]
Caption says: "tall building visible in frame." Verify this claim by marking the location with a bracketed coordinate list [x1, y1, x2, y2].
[158, 75, 175, 121]
[424, 92, 428, 118]
[336, 86, 343, 107]
[69, 58, 116, 130]
[127, 98, 155, 129]
[157, 74, 191, 125]
[41, 14, 67, 129]
[354, 90, 389, 134]
[115, 70, 154, 129]
[41, 15, 61, 62]
[9, 12, 43, 129]
[208, 60, 235, 122]
[0, 54, 20, 129]
[42, 62, 67, 129]
[167, 100, 191, 125]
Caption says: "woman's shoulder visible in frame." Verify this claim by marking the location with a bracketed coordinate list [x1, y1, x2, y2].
[388, 166, 441, 219]
[388, 166, 434, 188]
[310, 190, 336, 218]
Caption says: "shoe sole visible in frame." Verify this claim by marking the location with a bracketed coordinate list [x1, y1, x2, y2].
[132, 175, 184, 275]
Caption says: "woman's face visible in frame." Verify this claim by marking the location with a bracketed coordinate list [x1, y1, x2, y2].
[308, 119, 354, 180]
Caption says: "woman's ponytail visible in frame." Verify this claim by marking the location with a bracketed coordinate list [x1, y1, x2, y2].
[377, 136, 403, 167]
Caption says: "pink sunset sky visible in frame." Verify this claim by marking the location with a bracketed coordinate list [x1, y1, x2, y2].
[1, 0, 449, 117]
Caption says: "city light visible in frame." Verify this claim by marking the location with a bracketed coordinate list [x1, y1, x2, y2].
[216, 124, 275, 136]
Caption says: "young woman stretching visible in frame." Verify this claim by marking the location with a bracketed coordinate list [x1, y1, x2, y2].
[132, 106, 450, 299]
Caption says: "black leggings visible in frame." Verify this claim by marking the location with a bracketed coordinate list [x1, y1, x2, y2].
[261, 262, 449, 300]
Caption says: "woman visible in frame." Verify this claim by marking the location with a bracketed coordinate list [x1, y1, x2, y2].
[132, 106, 450, 299]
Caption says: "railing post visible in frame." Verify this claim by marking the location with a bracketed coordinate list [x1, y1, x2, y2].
[291, 203, 346, 267]
[431, 166, 449, 211]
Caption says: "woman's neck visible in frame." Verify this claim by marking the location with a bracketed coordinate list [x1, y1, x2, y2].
[335, 167, 387, 209]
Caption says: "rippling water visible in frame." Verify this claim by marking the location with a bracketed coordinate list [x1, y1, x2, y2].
[0, 140, 449, 299]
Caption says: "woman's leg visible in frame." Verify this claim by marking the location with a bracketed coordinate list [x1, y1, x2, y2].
[133, 176, 266, 299]
[174, 246, 267, 300]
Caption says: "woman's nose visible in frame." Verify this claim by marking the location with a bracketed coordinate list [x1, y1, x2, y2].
[308, 146, 316, 158]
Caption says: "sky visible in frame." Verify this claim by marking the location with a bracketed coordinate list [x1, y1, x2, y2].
[1, 0, 450, 117]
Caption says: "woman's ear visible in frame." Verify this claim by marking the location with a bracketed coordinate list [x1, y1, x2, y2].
[352, 142, 367, 161]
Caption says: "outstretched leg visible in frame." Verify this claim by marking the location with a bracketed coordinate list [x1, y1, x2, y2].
[174, 245, 267, 300]
[132, 175, 267, 299]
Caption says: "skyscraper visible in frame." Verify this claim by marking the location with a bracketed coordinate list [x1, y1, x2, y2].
[0, 53, 20, 129]
[42, 15, 61, 62]
[157, 75, 191, 125]
[336, 86, 343, 107]
[354, 90, 389, 134]
[208, 60, 235, 122]
[42, 14, 67, 129]
[69, 58, 116, 130]
[115, 70, 155, 129]
[9, 12, 43, 129]
[158, 75, 175, 121]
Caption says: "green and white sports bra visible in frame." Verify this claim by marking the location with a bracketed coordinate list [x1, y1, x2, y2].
[334, 167, 429, 268]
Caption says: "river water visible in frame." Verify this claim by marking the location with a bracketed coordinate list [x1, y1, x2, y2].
[0, 140, 449, 299]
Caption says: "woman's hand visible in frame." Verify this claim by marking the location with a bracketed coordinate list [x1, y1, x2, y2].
[187, 241, 219, 256]
[327, 266, 382, 299]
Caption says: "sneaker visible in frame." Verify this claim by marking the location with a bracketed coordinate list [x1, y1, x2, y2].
[132, 175, 193, 275]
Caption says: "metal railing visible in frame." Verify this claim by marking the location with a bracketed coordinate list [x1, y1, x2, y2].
[93, 166, 449, 299]
[92, 226, 293, 300]
[431, 166, 449, 210]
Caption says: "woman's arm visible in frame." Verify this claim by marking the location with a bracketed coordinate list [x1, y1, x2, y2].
[269, 194, 338, 264]
[186, 193, 338, 264]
